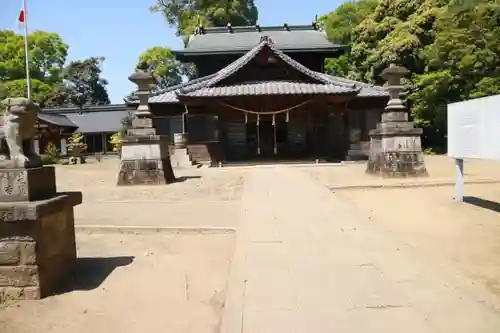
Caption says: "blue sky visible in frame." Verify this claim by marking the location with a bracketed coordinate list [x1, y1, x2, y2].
[0, 0, 342, 103]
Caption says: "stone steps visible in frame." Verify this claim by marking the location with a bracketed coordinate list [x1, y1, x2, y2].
[170, 148, 195, 167]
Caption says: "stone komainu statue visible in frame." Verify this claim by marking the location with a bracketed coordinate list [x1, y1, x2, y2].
[0, 97, 40, 167]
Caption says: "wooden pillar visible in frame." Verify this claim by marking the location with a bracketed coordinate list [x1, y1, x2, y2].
[256, 114, 260, 155]
[33, 137, 40, 155]
[102, 133, 107, 154]
[346, 110, 364, 161]
[60, 136, 68, 155]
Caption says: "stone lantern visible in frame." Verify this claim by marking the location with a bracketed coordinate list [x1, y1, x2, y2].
[366, 64, 428, 177]
[116, 68, 175, 185]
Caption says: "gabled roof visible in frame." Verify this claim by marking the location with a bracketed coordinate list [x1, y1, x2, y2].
[176, 36, 359, 98]
[37, 113, 77, 128]
[42, 104, 133, 133]
[175, 25, 347, 59]
[134, 37, 388, 104]
[318, 73, 389, 97]
[180, 81, 356, 98]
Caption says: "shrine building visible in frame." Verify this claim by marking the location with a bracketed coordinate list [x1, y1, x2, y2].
[129, 23, 390, 164]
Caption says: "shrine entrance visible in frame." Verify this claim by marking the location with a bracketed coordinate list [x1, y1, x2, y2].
[245, 114, 287, 158]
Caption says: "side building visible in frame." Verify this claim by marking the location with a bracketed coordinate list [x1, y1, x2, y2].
[37, 104, 133, 155]
[126, 24, 390, 164]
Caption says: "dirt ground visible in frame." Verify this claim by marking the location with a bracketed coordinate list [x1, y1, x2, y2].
[2, 155, 500, 332]
[306, 155, 500, 303]
[0, 231, 235, 333]
[56, 157, 247, 228]
[306, 155, 500, 188]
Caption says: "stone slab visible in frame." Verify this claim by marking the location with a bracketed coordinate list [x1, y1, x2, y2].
[0, 166, 56, 202]
[0, 191, 82, 221]
[127, 128, 156, 136]
[366, 151, 428, 177]
[117, 159, 175, 185]
[0, 193, 79, 301]
[121, 134, 170, 143]
[131, 117, 153, 129]
[170, 148, 195, 167]
[371, 126, 423, 136]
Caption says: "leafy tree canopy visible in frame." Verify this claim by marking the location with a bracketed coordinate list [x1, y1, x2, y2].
[136, 46, 194, 91]
[151, 0, 258, 36]
[0, 29, 110, 107]
[321, 0, 500, 150]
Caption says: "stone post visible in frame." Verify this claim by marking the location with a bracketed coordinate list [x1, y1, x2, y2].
[0, 97, 82, 302]
[117, 69, 175, 185]
[366, 64, 427, 177]
[346, 128, 364, 161]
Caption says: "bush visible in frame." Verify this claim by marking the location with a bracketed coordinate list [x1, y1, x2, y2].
[41, 142, 60, 165]
[109, 132, 122, 153]
[40, 154, 58, 165]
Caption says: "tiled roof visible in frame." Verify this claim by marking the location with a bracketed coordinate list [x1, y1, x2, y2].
[41, 104, 133, 133]
[42, 104, 130, 113]
[143, 37, 387, 103]
[38, 113, 78, 128]
[177, 25, 346, 56]
[183, 81, 356, 97]
[147, 74, 216, 103]
[65, 110, 132, 133]
[318, 73, 389, 97]
[177, 36, 358, 97]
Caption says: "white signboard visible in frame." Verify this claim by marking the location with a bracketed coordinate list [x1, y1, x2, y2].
[447, 95, 500, 202]
[448, 95, 500, 161]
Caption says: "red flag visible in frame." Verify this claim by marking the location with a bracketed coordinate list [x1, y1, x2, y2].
[17, 7, 26, 31]
[18, 8, 25, 24]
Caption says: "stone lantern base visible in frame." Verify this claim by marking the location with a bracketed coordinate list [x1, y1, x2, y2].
[117, 135, 175, 185]
[366, 125, 428, 177]
[0, 166, 82, 301]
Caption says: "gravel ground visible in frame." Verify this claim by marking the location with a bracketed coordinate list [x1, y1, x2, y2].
[55, 159, 247, 228]
[305, 155, 500, 189]
[0, 231, 235, 333]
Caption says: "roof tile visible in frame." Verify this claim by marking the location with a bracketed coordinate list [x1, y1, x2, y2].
[184, 81, 356, 97]
[180, 25, 345, 55]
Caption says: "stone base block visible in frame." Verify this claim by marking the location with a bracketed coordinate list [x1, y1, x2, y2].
[366, 151, 428, 177]
[346, 149, 367, 161]
[170, 148, 195, 168]
[0, 192, 82, 302]
[0, 166, 56, 202]
[117, 159, 175, 185]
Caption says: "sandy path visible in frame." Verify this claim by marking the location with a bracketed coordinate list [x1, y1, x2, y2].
[221, 167, 500, 333]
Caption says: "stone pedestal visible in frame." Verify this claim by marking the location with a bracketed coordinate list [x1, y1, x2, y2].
[366, 64, 428, 177]
[346, 128, 365, 161]
[0, 166, 82, 302]
[118, 134, 175, 185]
[170, 148, 195, 168]
[116, 69, 175, 186]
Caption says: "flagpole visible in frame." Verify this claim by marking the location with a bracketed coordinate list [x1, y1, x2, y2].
[22, 0, 31, 100]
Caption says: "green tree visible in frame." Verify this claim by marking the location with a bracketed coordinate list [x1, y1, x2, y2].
[61, 57, 110, 106]
[0, 29, 110, 107]
[151, 0, 258, 36]
[320, 0, 378, 77]
[344, 0, 500, 149]
[0, 29, 68, 106]
[136, 46, 193, 91]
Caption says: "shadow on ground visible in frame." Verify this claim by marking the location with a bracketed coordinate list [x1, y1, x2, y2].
[175, 175, 202, 182]
[56, 256, 134, 295]
[464, 196, 500, 213]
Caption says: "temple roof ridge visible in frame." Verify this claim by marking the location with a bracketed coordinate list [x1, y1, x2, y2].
[177, 36, 357, 97]
[198, 24, 320, 34]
